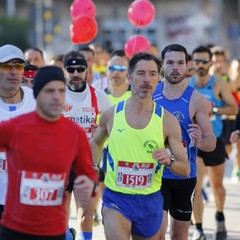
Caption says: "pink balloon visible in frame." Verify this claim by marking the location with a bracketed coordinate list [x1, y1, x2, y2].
[128, 0, 155, 27]
[70, 0, 96, 19]
[70, 15, 98, 44]
[124, 35, 150, 59]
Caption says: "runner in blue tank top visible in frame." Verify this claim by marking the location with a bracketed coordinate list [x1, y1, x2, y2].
[190, 45, 237, 240]
[153, 44, 216, 240]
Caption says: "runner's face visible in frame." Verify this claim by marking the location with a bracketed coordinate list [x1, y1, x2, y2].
[163, 51, 187, 84]
[128, 60, 159, 99]
[107, 56, 128, 86]
[25, 50, 45, 68]
[193, 52, 212, 77]
[64, 64, 87, 91]
[0, 59, 24, 92]
[36, 81, 65, 120]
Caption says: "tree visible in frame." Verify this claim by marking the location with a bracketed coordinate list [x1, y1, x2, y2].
[0, 16, 32, 49]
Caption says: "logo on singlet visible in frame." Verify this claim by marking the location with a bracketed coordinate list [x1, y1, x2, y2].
[143, 140, 159, 154]
[69, 115, 95, 124]
[63, 103, 73, 112]
[173, 111, 185, 123]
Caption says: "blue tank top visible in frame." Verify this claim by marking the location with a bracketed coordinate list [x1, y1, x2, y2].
[153, 82, 197, 179]
[189, 76, 224, 137]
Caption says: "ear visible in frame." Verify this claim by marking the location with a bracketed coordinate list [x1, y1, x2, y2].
[126, 73, 132, 84]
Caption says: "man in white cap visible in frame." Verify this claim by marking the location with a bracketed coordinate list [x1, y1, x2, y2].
[0, 44, 36, 221]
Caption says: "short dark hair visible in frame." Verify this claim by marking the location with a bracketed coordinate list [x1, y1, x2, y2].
[128, 52, 162, 75]
[161, 44, 188, 63]
[110, 49, 126, 58]
[25, 47, 44, 59]
[50, 54, 64, 62]
[192, 45, 213, 60]
[79, 47, 95, 56]
[24, 64, 39, 71]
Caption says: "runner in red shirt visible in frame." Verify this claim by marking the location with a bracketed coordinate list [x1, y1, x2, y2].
[0, 66, 98, 240]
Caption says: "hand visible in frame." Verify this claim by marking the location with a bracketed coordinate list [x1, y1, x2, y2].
[73, 175, 95, 208]
[152, 148, 171, 166]
[187, 123, 202, 146]
[230, 130, 240, 143]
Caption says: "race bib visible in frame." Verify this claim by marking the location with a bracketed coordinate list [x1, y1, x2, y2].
[0, 149, 7, 172]
[20, 171, 66, 206]
[116, 161, 154, 189]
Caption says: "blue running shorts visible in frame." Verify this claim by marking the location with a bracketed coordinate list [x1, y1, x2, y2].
[102, 188, 163, 238]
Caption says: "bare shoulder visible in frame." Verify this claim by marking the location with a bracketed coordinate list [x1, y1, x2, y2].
[99, 105, 115, 126]
[214, 76, 230, 88]
[190, 90, 211, 114]
[191, 90, 211, 106]
[163, 109, 179, 129]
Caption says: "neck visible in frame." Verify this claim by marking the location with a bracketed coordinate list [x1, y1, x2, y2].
[163, 80, 186, 100]
[109, 82, 129, 98]
[0, 88, 23, 103]
[194, 74, 211, 88]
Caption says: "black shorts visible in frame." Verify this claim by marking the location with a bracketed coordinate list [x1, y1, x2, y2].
[221, 118, 234, 145]
[198, 137, 227, 166]
[0, 226, 65, 240]
[0, 205, 4, 220]
[161, 178, 196, 221]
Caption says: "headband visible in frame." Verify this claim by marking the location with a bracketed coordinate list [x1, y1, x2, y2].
[64, 58, 88, 68]
[23, 69, 37, 78]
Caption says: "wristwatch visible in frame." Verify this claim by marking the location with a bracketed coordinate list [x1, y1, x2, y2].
[165, 155, 175, 169]
[212, 107, 219, 114]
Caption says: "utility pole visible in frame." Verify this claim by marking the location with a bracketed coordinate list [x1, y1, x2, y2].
[6, 0, 16, 17]
[35, 0, 44, 50]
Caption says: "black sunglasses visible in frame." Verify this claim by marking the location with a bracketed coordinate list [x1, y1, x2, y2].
[193, 59, 211, 64]
[66, 66, 86, 73]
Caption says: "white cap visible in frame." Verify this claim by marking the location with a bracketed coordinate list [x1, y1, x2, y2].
[0, 44, 26, 63]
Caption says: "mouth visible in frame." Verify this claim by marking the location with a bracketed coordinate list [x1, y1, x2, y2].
[171, 73, 179, 78]
[141, 85, 152, 90]
[8, 78, 19, 83]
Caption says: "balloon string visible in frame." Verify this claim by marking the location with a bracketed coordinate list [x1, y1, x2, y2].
[132, 22, 140, 58]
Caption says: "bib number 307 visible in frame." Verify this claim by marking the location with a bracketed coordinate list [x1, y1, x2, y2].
[20, 171, 65, 206]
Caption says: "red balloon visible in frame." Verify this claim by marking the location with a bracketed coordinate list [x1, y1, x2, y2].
[70, 0, 96, 19]
[128, 0, 155, 27]
[70, 15, 98, 44]
[124, 35, 150, 59]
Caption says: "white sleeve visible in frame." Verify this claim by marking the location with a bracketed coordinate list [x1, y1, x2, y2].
[95, 89, 112, 112]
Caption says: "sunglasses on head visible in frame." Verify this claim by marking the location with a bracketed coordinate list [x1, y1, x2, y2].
[66, 66, 86, 73]
[0, 62, 25, 71]
[193, 59, 211, 64]
[108, 65, 127, 72]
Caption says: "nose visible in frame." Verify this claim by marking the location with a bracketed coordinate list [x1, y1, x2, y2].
[73, 69, 79, 76]
[143, 73, 151, 82]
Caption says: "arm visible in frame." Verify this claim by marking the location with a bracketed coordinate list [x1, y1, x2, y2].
[230, 109, 240, 143]
[189, 91, 216, 152]
[90, 106, 114, 165]
[153, 110, 190, 178]
[214, 78, 238, 115]
[73, 127, 98, 206]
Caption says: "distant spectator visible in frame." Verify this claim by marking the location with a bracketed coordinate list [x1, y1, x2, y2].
[22, 64, 39, 88]
[50, 54, 64, 69]
[79, 47, 101, 85]
[24, 48, 45, 67]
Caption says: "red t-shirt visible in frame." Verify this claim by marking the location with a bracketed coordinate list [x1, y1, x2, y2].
[0, 111, 97, 236]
